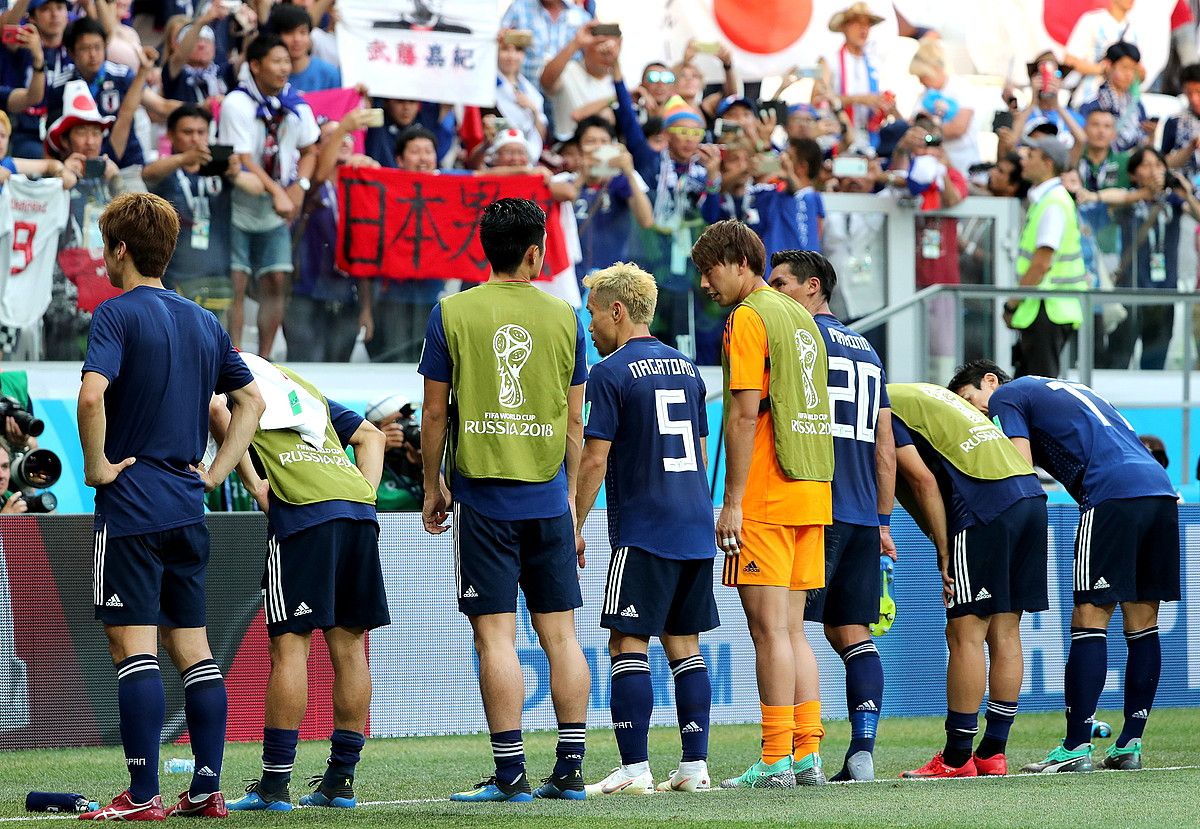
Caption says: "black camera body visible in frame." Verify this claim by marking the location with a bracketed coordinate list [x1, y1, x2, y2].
[400, 417, 421, 447]
[0, 396, 43, 437]
[18, 491, 57, 513]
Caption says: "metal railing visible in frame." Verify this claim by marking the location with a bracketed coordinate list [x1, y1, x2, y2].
[853, 283, 1200, 482]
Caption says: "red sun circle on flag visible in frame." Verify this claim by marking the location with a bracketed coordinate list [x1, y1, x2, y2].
[72, 94, 95, 111]
[713, 0, 812, 55]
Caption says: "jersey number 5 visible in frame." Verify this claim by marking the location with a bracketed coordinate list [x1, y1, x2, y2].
[827, 357, 883, 443]
[655, 389, 698, 473]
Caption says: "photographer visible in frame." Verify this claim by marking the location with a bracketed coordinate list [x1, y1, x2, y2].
[0, 369, 38, 454]
[365, 394, 423, 511]
[0, 445, 28, 514]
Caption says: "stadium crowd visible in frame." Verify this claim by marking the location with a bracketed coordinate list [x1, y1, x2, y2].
[0, 0, 1194, 372]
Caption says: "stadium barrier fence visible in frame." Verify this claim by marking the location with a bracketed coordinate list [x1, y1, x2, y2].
[1, 508, 1198, 749]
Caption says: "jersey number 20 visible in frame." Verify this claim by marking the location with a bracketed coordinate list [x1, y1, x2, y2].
[827, 357, 883, 443]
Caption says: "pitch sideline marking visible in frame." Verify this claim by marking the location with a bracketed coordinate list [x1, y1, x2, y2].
[4, 768, 1200, 823]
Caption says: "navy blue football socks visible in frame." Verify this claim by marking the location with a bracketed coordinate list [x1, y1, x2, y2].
[261, 727, 299, 792]
[180, 659, 226, 795]
[670, 655, 711, 762]
[1118, 626, 1160, 747]
[841, 641, 884, 758]
[943, 710, 978, 769]
[325, 729, 365, 784]
[552, 722, 586, 779]
[1065, 627, 1108, 750]
[609, 653, 652, 766]
[116, 654, 165, 804]
[490, 730, 525, 786]
[977, 699, 1017, 758]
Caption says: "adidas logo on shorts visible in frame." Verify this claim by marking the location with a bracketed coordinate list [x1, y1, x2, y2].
[463, 585, 479, 598]
[105, 594, 124, 608]
[1093, 577, 1110, 590]
[620, 605, 639, 618]
[681, 721, 702, 734]
[742, 560, 760, 574]
[197, 766, 217, 777]
[975, 588, 992, 601]
[1132, 708, 1149, 719]
[293, 602, 313, 616]
[856, 700, 878, 712]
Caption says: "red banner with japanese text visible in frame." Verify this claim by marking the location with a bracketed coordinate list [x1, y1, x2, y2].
[335, 167, 568, 282]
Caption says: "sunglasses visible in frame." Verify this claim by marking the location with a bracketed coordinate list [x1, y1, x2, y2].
[667, 126, 705, 138]
[646, 70, 676, 84]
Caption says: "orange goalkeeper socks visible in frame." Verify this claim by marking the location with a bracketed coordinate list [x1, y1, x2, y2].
[793, 700, 825, 759]
[760, 703, 795, 764]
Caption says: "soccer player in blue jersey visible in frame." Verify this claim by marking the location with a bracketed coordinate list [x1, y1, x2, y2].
[77, 193, 264, 820]
[767, 250, 894, 782]
[886, 383, 1048, 779]
[420, 199, 591, 803]
[574, 263, 719, 795]
[951, 360, 1180, 773]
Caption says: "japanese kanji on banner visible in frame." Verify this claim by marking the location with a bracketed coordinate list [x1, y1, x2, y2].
[335, 0, 499, 107]
[336, 167, 569, 282]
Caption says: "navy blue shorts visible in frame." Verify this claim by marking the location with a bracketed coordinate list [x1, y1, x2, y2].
[93, 522, 210, 627]
[946, 496, 1049, 619]
[600, 546, 719, 637]
[263, 519, 391, 637]
[806, 521, 881, 627]
[1074, 495, 1181, 606]
[453, 501, 582, 616]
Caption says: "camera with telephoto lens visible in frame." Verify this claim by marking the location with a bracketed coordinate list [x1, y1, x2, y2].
[398, 408, 421, 448]
[16, 491, 57, 513]
[0, 396, 43, 437]
[11, 448, 61, 491]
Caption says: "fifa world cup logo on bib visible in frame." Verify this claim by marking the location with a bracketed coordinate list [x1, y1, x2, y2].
[794, 328, 820, 410]
[493, 324, 533, 408]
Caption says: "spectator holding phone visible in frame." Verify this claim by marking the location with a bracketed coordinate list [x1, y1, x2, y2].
[700, 141, 803, 264]
[1012, 52, 1084, 150]
[541, 20, 619, 141]
[143, 104, 263, 295]
[500, 0, 592, 87]
[560, 115, 652, 276]
[218, 34, 320, 357]
[495, 28, 547, 162]
[363, 98, 455, 168]
[2, 0, 69, 159]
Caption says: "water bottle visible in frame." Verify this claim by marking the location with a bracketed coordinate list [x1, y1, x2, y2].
[164, 758, 195, 774]
[25, 793, 98, 813]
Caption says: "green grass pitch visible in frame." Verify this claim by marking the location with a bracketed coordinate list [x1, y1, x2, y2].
[2, 709, 1198, 828]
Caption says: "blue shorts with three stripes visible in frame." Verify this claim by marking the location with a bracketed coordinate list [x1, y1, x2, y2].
[946, 495, 1048, 619]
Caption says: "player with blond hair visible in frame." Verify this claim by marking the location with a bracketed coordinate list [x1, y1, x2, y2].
[575, 262, 719, 794]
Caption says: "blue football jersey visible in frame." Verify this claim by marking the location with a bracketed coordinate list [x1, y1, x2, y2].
[988, 377, 1174, 509]
[584, 337, 715, 560]
[892, 417, 1044, 535]
[816, 314, 889, 526]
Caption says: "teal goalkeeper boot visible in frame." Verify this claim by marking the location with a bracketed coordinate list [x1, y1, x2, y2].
[719, 757, 796, 789]
[1021, 742, 1094, 774]
[792, 752, 828, 786]
[1101, 739, 1142, 770]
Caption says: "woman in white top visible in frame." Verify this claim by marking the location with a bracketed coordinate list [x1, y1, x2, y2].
[909, 41, 980, 174]
[495, 34, 548, 162]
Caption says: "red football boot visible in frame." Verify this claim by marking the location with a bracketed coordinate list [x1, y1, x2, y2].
[165, 791, 227, 818]
[972, 753, 1008, 776]
[900, 752, 978, 779]
[79, 791, 166, 821]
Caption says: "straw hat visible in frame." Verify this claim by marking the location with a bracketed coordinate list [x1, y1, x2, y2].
[829, 2, 885, 33]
